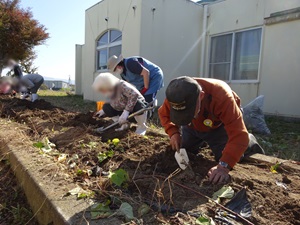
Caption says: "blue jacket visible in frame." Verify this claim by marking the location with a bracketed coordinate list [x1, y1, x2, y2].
[121, 57, 164, 95]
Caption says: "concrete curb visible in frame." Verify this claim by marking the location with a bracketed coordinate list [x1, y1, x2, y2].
[0, 121, 92, 225]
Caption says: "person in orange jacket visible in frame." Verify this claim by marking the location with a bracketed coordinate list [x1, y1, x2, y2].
[158, 76, 264, 184]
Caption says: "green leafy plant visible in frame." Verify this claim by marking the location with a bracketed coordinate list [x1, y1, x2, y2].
[76, 169, 92, 176]
[270, 161, 281, 173]
[107, 139, 124, 152]
[77, 169, 83, 175]
[77, 191, 94, 199]
[196, 215, 215, 225]
[33, 142, 44, 149]
[108, 169, 129, 187]
[98, 150, 114, 163]
[112, 138, 120, 146]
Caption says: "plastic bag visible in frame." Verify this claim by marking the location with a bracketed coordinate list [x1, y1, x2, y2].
[215, 188, 252, 224]
[225, 188, 252, 218]
[243, 95, 271, 135]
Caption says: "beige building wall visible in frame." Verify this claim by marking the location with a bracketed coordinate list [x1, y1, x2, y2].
[204, 0, 300, 117]
[80, 0, 143, 101]
[259, 19, 300, 117]
[139, 0, 203, 102]
[77, 0, 300, 117]
[75, 44, 83, 95]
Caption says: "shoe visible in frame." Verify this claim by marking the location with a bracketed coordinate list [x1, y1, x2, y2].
[31, 94, 38, 102]
[20, 92, 30, 100]
[244, 133, 265, 157]
[134, 112, 148, 135]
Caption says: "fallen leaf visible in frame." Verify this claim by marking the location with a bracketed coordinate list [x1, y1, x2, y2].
[57, 154, 67, 163]
[67, 186, 94, 199]
[68, 186, 83, 196]
[41, 137, 56, 153]
[90, 201, 112, 220]
[212, 186, 234, 203]
[119, 202, 134, 221]
[138, 203, 150, 217]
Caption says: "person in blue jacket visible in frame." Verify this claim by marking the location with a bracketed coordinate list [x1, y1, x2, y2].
[108, 55, 164, 103]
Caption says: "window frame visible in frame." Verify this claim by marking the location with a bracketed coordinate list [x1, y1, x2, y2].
[96, 29, 122, 72]
[208, 26, 263, 84]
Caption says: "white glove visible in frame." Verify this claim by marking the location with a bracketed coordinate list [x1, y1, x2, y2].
[95, 109, 105, 118]
[119, 110, 129, 124]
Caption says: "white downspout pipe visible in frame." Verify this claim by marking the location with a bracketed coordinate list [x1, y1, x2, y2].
[200, 4, 208, 77]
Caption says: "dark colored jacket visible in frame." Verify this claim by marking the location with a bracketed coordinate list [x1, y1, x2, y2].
[13, 65, 23, 79]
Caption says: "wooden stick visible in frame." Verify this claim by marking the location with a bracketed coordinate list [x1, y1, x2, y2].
[134, 175, 254, 225]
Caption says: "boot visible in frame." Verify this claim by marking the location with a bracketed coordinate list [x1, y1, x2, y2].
[31, 94, 38, 102]
[134, 112, 148, 136]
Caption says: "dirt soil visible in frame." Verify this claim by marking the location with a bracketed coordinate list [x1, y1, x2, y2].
[0, 95, 300, 225]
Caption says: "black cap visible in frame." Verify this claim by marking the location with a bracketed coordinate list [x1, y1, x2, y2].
[166, 76, 201, 125]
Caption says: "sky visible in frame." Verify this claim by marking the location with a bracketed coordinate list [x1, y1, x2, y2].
[2, 0, 100, 80]
[1, 0, 198, 80]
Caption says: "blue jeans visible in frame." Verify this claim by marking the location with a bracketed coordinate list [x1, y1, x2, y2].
[143, 92, 157, 103]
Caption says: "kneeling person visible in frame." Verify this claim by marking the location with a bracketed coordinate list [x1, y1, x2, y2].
[18, 74, 44, 102]
[93, 73, 148, 135]
[159, 77, 263, 184]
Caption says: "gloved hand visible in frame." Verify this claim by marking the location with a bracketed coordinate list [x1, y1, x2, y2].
[115, 123, 129, 132]
[140, 87, 148, 95]
[94, 109, 105, 118]
[119, 110, 129, 124]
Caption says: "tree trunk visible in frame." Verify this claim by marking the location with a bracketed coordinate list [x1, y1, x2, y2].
[0, 66, 3, 77]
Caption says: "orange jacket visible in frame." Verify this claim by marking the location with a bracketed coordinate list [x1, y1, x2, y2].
[158, 78, 249, 168]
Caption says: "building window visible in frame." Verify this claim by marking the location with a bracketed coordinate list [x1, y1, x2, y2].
[209, 28, 262, 82]
[96, 30, 122, 71]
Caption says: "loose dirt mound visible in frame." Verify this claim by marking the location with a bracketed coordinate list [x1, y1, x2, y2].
[0, 96, 300, 225]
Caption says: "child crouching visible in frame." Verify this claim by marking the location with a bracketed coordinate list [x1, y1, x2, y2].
[92, 72, 148, 136]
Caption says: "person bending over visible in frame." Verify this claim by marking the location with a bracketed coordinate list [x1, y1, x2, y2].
[159, 76, 264, 184]
[107, 55, 164, 104]
[19, 74, 44, 102]
[93, 72, 148, 136]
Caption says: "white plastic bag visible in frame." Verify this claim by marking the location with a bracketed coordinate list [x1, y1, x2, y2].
[243, 95, 271, 135]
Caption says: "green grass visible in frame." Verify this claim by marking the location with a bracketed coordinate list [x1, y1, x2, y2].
[38, 90, 96, 113]
[38, 90, 300, 161]
[256, 117, 300, 161]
